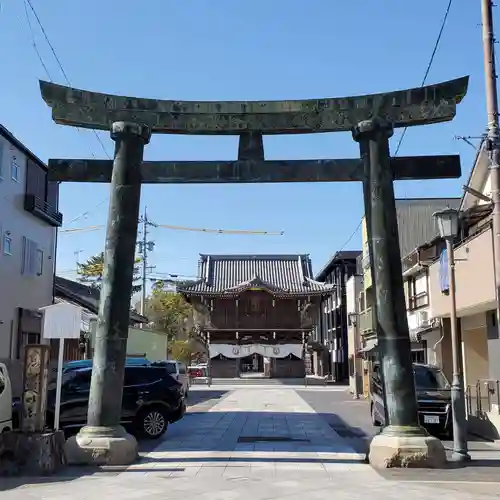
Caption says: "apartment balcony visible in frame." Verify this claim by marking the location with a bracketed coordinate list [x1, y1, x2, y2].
[359, 307, 376, 335]
[24, 193, 63, 227]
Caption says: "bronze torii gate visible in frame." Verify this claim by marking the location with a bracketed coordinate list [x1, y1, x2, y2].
[39, 76, 468, 468]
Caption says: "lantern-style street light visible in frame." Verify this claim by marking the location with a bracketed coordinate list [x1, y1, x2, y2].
[433, 208, 470, 462]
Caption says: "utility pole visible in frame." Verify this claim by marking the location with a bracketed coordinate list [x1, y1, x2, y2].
[137, 206, 156, 319]
[481, 0, 500, 334]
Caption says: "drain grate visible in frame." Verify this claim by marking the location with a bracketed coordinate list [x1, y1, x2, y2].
[238, 436, 310, 443]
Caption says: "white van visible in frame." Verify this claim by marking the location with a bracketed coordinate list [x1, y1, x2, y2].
[0, 363, 13, 433]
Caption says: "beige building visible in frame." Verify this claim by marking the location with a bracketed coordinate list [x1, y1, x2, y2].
[0, 124, 62, 382]
[345, 273, 363, 396]
[422, 142, 500, 438]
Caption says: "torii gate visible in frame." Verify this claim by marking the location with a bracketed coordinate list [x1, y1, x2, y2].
[39, 76, 468, 468]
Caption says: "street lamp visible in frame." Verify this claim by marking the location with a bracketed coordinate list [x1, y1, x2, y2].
[348, 312, 360, 399]
[433, 208, 471, 463]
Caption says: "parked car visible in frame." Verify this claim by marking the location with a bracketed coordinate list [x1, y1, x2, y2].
[370, 362, 452, 437]
[60, 357, 151, 375]
[188, 364, 208, 379]
[13, 365, 185, 439]
[151, 360, 189, 397]
[0, 363, 13, 433]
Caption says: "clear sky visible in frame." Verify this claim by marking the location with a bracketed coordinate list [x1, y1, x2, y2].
[0, 0, 493, 287]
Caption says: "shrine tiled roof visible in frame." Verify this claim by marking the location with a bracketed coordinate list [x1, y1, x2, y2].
[176, 254, 335, 297]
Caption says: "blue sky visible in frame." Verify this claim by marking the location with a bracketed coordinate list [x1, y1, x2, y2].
[0, 0, 493, 287]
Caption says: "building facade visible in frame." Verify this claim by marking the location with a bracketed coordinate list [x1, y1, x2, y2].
[0, 124, 62, 386]
[177, 254, 334, 379]
[358, 197, 461, 396]
[312, 251, 360, 382]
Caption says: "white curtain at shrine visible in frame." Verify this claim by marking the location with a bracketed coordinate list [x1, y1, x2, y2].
[209, 344, 303, 359]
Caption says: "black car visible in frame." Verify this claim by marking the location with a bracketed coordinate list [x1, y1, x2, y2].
[370, 362, 452, 437]
[14, 365, 186, 439]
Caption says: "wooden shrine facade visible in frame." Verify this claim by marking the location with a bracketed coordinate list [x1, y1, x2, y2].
[177, 254, 334, 378]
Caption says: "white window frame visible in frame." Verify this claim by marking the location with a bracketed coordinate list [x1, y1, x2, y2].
[11, 155, 20, 182]
[3, 233, 12, 255]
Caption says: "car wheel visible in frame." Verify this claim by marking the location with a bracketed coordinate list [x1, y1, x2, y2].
[139, 407, 168, 439]
[371, 403, 381, 427]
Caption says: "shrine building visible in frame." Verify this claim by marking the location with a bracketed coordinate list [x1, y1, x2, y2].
[176, 254, 334, 379]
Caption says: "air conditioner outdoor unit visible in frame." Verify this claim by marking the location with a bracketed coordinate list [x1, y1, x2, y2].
[416, 310, 429, 328]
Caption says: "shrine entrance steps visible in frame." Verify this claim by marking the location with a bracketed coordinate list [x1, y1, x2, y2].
[208, 378, 306, 386]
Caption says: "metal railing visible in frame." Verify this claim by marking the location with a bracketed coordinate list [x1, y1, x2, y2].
[24, 193, 63, 226]
[466, 379, 500, 416]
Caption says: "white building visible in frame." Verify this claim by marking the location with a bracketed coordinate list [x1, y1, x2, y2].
[0, 124, 62, 390]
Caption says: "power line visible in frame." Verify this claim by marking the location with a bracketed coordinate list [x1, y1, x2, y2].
[393, 0, 454, 157]
[23, 0, 52, 81]
[336, 0, 454, 254]
[25, 0, 110, 159]
[23, 0, 112, 226]
[337, 219, 363, 253]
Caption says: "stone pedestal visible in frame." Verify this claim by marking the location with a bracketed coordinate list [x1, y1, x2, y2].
[369, 427, 447, 469]
[0, 430, 66, 476]
[64, 425, 138, 466]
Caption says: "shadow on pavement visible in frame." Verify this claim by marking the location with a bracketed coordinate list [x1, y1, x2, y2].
[0, 467, 184, 492]
[186, 389, 228, 408]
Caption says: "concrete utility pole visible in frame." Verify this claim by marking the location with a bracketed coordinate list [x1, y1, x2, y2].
[481, 0, 500, 333]
[137, 207, 156, 319]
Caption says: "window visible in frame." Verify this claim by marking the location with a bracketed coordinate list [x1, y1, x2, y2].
[163, 362, 177, 375]
[124, 367, 162, 386]
[411, 349, 426, 364]
[407, 272, 429, 310]
[0, 367, 5, 396]
[3, 233, 12, 255]
[21, 237, 41, 276]
[178, 363, 186, 375]
[11, 155, 20, 182]
[36, 248, 44, 276]
[413, 365, 450, 390]
[64, 370, 92, 392]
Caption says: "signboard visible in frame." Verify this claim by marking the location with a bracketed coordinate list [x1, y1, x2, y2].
[40, 302, 82, 340]
[39, 302, 82, 430]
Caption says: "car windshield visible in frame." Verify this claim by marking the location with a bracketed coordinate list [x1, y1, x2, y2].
[413, 365, 450, 390]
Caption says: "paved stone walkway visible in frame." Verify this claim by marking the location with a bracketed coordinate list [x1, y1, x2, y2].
[1, 387, 499, 499]
[133, 386, 365, 471]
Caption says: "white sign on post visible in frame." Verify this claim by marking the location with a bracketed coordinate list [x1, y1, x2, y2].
[40, 302, 82, 431]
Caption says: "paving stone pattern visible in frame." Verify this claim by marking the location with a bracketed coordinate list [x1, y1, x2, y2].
[2, 387, 500, 499]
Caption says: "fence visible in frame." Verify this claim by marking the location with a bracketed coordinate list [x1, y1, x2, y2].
[466, 379, 500, 416]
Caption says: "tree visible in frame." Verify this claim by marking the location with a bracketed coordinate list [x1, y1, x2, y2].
[143, 285, 193, 340]
[169, 340, 194, 365]
[77, 252, 142, 293]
